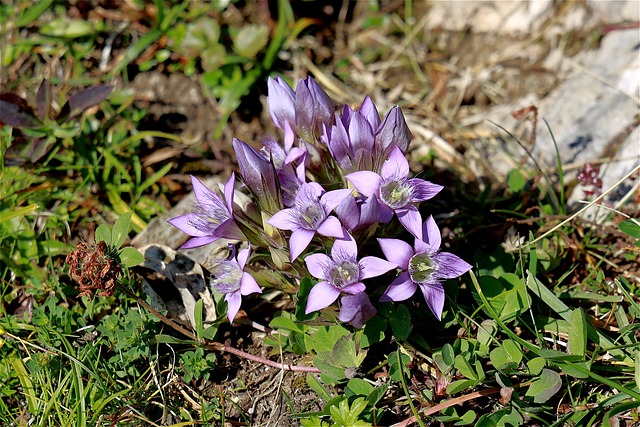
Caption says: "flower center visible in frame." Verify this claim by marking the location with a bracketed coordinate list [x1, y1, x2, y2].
[329, 260, 360, 289]
[408, 252, 435, 284]
[379, 178, 412, 209]
[210, 261, 243, 294]
[297, 201, 326, 230]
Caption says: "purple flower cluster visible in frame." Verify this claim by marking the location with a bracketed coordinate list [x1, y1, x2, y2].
[169, 76, 471, 326]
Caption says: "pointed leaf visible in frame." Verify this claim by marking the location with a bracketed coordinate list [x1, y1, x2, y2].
[57, 85, 114, 122]
[0, 98, 41, 128]
[525, 368, 562, 403]
[118, 247, 144, 268]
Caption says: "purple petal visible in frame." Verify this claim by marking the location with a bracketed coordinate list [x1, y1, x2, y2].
[224, 172, 236, 211]
[316, 216, 345, 238]
[267, 209, 296, 230]
[225, 291, 242, 323]
[377, 202, 394, 223]
[381, 146, 409, 179]
[283, 120, 295, 151]
[418, 283, 445, 320]
[408, 178, 443, 202]
[379, 272, 416, 302]
[345, 171, 381, 197]
[240, 272, 262, 295]
[236, 247, 250, 268]
[168, 213, 208, 237]
[336, 195, 359, 231]
[359, 256, 397, 279]
[432, 252, 472, 280]
[267, 76, 295, 129]
[338, 292, 377, 328]
[215, 219, 246, 241]
[396, 205, 423, 240]
[305, 253, 331, 280]
[320, 188, 353, 212]
[359, 195, 380, 227]
[341, 281, 366, 295]
[377, 238, 413, 270]
[422, 215, 441, 252]
[359, 96, 381, 130]
[305, 281, 341, 314]
[376, 106, 410, 154]
[348, 110, 375, 154]
[331, 233, 358, 258]
[289, 228, 315, 261]
[179, 235, 218, 249]
[190, 175, 218, 206]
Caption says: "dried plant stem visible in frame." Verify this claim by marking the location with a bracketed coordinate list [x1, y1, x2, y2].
[119, 284, 320, 373]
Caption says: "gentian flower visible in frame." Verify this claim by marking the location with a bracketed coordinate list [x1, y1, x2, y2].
[336, 193, 380, 232]
[168, 174, 244, 248]
[233, 138, 281, 214]
[346, 146, 443, 239]
[209, 247, 261, 323]
[322, 96, 411, 173]
[267, 75, 334, 140]
[305, 234, 396, 314]
[338, 292, 378, 328]
[377, 215, 472, 320]
[267, 183, 352, 261]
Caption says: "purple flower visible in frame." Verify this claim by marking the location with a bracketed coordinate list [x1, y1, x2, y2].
[209, 247, 262, 323]
[233, 138, 281, 214]
[267, 183, 351, 261]
[267, 75, 334, 139]
[336, 193, 380, 232]
[338, 292, 377, 328]
[322, 96, 411, 173]
[345, 146, 443, 239]
[167, 174, 244, 248]
[305, 234, 396, 314]
[377, 215, 472, 320]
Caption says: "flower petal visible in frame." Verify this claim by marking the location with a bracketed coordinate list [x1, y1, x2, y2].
[267, 76, 295, 129]
[379, 272, 416, 302]
[179, 235, 218, 249]
[224, 172, 236, 211]
[225, 291, 242, 323]
[359, 256, 397, 279]
[376, 106, 410, 155]
[305, 281, 341, 314]
[381, 146, 409, 179]
[338, 292, 377, 328]
[240, 272, 262, 295]
[321, 188, 353, 212]
[432, 252, 473, 280]
[267, 209, 296, 230]
[305, 253, 331, 280]
[336, 195, 359, 231]
[331, 233, 358, 258]
[408, 178, 443, 202]
[316, 216, 345, 238]
[236, 247, 250, 268]
[377, 238, 413, 270]
[345, 171, 381, 197]
[396, 205, 423, 240]
[422, 215, 441, 252]
[289, 228, 315, 261]
[418, 283, 445, 320]
[215, 219, 245, 241]
[359, 96, 381, 130]
[341, 281, 366, 295]
[168, 213, 208, 237]
[191, 175, 218, 206]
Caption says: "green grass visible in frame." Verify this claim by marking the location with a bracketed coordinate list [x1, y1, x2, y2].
[1, 2, 639, 426]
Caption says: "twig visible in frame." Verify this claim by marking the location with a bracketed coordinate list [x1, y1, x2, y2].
[390, 381, 531, 427]
[119, 284, 320, 374]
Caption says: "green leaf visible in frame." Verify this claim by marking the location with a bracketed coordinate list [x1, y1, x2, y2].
[112, 212, 132, 249]
[525, 368, 562, 403]
[507, 168, 526, 193]
[232, 24, 269, 58]
[118, 247, 144, 268]
[95, 224, 111, 244]
[194, 299, 204, 340]
[329, 397, 371, 427]
[306, 373, 332, 402]
[527, 357, 546, 376]
[388, 352, 410, 382]
[475, 274, 530, 322]
[367, 383, 388, 407]
[446, 379, 477, 395]
[454, 409, 476, 426]
[15, 0, 54, 28]
[312, 325, 350, 354]
[388, 304, 412, 341]
[567, 308, 586, 358]
[454, 354, 478, 380]
[345, 378, 374, 398]
[619, 219, 640, 239]
[490, 340, 522, 371]
[40, 18, 93, 38]
[361, 315, 386, 348]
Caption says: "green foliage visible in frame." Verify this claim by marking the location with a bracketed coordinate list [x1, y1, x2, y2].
[180, 347, 217, 383]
